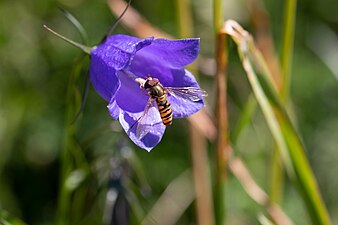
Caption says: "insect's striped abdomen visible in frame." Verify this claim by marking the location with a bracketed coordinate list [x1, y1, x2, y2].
[157, 94, 172, 126]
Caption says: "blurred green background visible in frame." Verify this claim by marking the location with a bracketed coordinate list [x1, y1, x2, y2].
[0, 0, 338, 224]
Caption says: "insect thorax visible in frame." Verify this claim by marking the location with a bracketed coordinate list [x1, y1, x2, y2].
[149, 84, 164, 97]
[144, 77, 165, 99]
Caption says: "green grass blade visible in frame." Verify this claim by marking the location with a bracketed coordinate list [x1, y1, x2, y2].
[281, 0, 297, 101]
[231, 95, 257, 144]
[269, 0, 297, 204]
[176, 1, 215, 224]
[274, 109, 331, 224]
[246, 50, 331, 225]
[223, 20, 332, 225]
[57, 57, 89, 225]
[58, 7, 89, 45]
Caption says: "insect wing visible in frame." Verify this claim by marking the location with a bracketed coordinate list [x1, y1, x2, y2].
[166, 87, 208, 102]
[136, 99, 160, 140]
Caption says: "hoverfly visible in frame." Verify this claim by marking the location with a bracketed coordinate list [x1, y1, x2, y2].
[132, 76, 207, 140]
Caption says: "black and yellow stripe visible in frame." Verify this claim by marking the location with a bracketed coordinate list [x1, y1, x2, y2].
[156, 94, 172, 126]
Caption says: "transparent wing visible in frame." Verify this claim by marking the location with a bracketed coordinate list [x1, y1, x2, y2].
[135, 98, 160, 140]
[166, 87, 208, 102]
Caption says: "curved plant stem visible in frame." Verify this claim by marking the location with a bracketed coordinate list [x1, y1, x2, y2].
[43, 25, 92, 54]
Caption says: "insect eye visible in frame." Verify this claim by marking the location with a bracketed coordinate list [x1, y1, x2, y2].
[144, 82, 151, 89]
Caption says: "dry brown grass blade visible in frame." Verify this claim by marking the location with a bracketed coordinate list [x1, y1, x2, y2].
[213, 25, 231, 225]
[215, 31, 229, 165]
[177, 0, 215, 224]
[229, 157, 294, 225]
[107, 0, 172, 39]
[187, 108, 216, 141]
[247, 0, 282, 90]
[189, 124, 215, 225]
[141, 170, 194, 225]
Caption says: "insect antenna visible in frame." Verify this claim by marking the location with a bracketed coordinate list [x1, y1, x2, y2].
[71, 71, 90, 124]
[101, 0, 132, 43]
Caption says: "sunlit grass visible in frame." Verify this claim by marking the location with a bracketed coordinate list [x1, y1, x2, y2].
[0, 0, 337, 225]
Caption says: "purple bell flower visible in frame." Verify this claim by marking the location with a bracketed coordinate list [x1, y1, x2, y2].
[90, 34, 205, 151]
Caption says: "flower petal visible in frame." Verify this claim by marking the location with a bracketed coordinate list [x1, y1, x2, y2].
[90, 58, 120, 102]
[90, 35, 153, 101]
[142, 38, 200, 68]
[91, 35, 154, 70]
[104, 35, 154, 56]
[128, 37, 199, 86]
[169, 95, 204, 118]
[119, 111, 166, 151]
[168, 69, 205, 118]
[170, 68, 201, 88]
[115, 71, 149, 113]
[128, 53, 175, 84]
[107, 97, 120, 120]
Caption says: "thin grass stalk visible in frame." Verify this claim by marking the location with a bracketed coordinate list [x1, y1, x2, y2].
[214, 0, 230, 222]
[269, 146, 284, 203]
[176, 0, 193, 38]
[215, 33, 228, 225]
[247, 0, 282, 89]
[280, 0, 297, 101]
[271, 0, 297, 204]
[57, 59, 83, 225]
[213, 0, 223, 33]
[246, 0, 286, 204]
[231, 95, 257, 143]
[189, 126, 216, 225]
[176, 1, 215, 224]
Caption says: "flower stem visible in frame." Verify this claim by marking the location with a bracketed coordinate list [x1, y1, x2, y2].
[43, 25, 92, 54]
[280, 0, 297, 101]
[213, 0, 223, 34]
[214, 0, 230, 223]
[214, 30, 229, 225]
